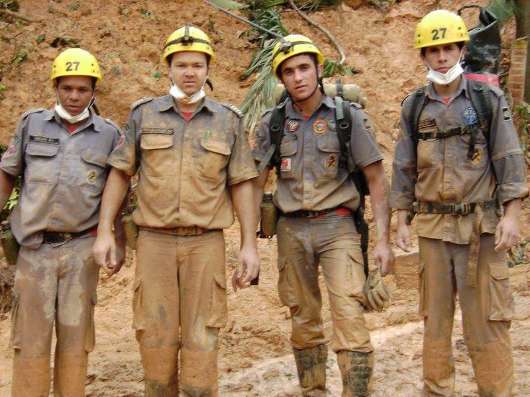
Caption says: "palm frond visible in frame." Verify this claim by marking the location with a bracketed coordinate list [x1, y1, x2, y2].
[208, 0, 247, 10]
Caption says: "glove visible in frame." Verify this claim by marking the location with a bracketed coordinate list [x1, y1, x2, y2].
[363, 271, 390, 312]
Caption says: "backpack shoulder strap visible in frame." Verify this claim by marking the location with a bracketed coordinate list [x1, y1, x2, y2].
[334, 96, 352, 171]
[269, 102, 287, 176]
[467, 79, 493, 137]
[402, 87, 428, 147]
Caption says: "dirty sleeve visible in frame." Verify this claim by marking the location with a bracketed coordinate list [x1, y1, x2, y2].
[228, 117, 259, 186]
[488, 93, 529, 204]
[0, 113, 29, 177]
[107, 108, 142, 176]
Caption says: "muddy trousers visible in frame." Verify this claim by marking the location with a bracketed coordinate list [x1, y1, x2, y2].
[10, 237, 99, 397]
[134, 229, 228, 397]
[418, 235, 514, 397]
[277, 214, 373, 396]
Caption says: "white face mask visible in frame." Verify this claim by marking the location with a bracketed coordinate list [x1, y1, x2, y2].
[54, 96, 93, 124]
[169, 83, 205, 105]
[426, 52, 464, 86]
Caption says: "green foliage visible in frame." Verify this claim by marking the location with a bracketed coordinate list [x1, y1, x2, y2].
[139, 8, 152, 17]
[486, 0, 517, 25]
[0, 0, 19, 11]
[514, 102, 530, 164]
[208, 0, 247, 10]
[508, 238, 529, 267]
[12, 49, 27, 65]
[323, 59, 356, 78]
[152, 71, 161, 80]
[35, 34, 46, 44]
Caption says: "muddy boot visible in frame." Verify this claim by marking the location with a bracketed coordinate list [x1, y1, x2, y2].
[12, 354, 51, 397]
[337, 351, 373, 397]
[144, 377, 179, 397]
[293, 344, 328, 396]
[181, 348, 218, 397]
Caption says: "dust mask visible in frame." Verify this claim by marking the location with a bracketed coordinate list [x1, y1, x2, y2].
[169, 83, 205, 105]
[54, 96, 93, 124]
[426, 52, 464, 85]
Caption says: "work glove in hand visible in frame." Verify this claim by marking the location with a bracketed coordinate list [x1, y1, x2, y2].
[363, 271, 390, 312]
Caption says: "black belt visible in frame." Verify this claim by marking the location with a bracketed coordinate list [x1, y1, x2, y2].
[139, 226, 217, 236]
[412, 200, 497, 215]
[281, 207, 351, 218]
[43, 228, 95, 244]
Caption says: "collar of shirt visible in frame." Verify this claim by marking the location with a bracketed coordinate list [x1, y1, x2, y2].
[425, 76, 469, 104]
[45, 108, 102, 133]
[284, 95, 336, 120]
[155, 95, 219, 117]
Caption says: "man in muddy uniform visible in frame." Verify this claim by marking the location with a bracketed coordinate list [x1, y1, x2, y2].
[92, 25, 259, 396]
[0, 48, 123, 396]
[253, 34, 394, 396]
[391, 10, 528, 396]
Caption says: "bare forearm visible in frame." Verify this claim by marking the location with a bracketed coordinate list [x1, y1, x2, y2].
[397, 209, 409, 227]
[98, 168, 130, 234]
[503, 198, 521, 220]
[365, 162, 391, 243]
[231, 180, 258, 248]
[253, 170, 269, 226]
[0, 170, 15, 211]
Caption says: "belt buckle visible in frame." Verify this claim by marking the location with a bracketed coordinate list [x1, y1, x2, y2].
[453, 203, 467, 215]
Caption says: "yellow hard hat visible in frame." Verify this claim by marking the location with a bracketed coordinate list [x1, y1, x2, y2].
[50, 48, 102, 82]
[271, 34, 324, 76]
[162, 25, 215, 63]
[415, 10, 469, 49]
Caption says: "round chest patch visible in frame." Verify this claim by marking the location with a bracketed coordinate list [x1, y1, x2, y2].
[463, 106, 478, 126]
[313, 119, 328, 135]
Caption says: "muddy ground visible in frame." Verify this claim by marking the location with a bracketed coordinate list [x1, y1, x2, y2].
[0, 0, 529, 395]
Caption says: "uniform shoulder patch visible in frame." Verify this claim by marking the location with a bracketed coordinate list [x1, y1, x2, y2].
[103, 117, 120, 132]
[222, 103, 243, 118]
[21, 108, 46, 120]
[130, 97, 153, 110]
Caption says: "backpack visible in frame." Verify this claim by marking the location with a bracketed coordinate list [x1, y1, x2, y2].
[403, 78, 494, 160]
[268, 86, 370, 275]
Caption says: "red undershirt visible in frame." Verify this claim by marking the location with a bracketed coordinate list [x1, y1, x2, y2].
[181, 111, 194, 122]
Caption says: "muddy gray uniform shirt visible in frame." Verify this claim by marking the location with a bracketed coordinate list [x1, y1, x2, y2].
[254, 96, 383, 213]
[0, 109, 122, 248]
[390, 78, 528, 244]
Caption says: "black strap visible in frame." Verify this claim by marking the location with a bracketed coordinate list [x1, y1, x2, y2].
[269, 103, 286, 176]
[412, 200, 496, 215]
[417, 125, 478, 140]
[335, 98, 370, 275]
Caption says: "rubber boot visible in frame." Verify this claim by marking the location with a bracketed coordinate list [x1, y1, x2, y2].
[337, 351, 373, 397]
[293, 344, 328, 396]
[12, 354, 51, 397]
[53, 352, 88, 396]
[140, 346, 179, 397]
[181, 348, 218, 397]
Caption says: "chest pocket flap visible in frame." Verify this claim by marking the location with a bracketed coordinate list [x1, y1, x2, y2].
[26, 141, 59, 157]
[317, 136, 340, 153]
[140, 129, 174, 150]
[279, 140, 297, 156]
[82, 149, 108, 167]
[200, 138, 231, 156]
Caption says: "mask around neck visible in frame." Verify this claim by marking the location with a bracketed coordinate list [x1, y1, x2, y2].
[169, 83, 205, 105]
[426, 51, 464, 86]
[54, 96, 93, 124]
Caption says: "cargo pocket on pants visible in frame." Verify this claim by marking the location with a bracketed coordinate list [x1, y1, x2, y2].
[418, 262, 427, 317]
[348, 251, 367, 307]
[488, 263, 514, 321]
[277, 258, 297, 309]
[206, 271, 228, 329]
[9, 293, 21, 349]
[132, 279, 145, 333]
[85, 292, 97, 352]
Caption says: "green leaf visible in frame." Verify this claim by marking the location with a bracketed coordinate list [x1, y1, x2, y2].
[208, 0, 246, 10]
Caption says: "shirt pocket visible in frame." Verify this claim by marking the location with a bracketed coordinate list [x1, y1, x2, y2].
[279, 139, 297, 180]
[25, 140, 60, 183]
[459, 131, 488, 169]
[80, 149, 108, 192]
[140, 128, 175, 176]
[417, 139, 442, 169]
[316, 134, 340, 179]
[198, 137, 231, 180]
